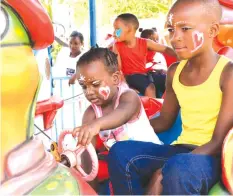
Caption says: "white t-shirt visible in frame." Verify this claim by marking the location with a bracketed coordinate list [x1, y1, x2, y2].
[91, 83, 162, 150]
[146, 52, 168, 71]
[53, 47, 84, 77]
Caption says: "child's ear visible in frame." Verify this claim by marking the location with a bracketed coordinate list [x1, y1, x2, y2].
[127, 24, 134, 33]
[112, 71, 121, 85]
[209, 23, 220, 38]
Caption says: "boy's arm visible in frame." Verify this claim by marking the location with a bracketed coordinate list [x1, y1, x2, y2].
[73, 91, 141, 146]
[150, 62, 180, 132]
[112, 44, 122, 70]
[147, 39, 177, 58]
[192, 62, 233, 155]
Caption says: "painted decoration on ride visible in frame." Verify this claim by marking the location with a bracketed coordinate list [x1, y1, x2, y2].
[213, 0, 233, 51]
[222, 128, 233, 194]
[0, 0, 96, 195]
[218, 46, 233, 59]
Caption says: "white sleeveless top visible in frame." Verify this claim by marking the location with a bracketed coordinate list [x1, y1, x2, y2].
[92, 83, 162, 149]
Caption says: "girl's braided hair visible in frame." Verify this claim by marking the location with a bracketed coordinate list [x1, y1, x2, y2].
[76, 46, 118, 74]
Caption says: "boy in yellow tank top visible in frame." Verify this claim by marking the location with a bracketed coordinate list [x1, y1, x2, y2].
[107, 0, 233, 195]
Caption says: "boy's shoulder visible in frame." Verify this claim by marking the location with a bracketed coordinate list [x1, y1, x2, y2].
[221, 59, 233, 83]
[167, 61, 181, 79]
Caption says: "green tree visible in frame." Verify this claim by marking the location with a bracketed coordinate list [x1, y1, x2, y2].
[40, 0, 173, 33]
[39, 0, 173, 59]
[40, 0, 53, 19]
[99, 0, 173, 25]
[40, 0, 173, 28]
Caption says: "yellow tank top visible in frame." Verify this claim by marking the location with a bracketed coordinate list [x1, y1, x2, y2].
[173, 55, 230, 146]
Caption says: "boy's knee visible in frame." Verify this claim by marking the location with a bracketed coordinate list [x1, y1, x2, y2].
[147, 83, 155, 91]
[161, 154, 198, 194]
[108, 143, 121, 161]
[161, 154, 220, 194]
[145, 83, 156, 97]
[108, 142, 128, 167]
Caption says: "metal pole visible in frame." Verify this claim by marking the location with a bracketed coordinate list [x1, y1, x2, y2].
[89, 0, 97, 47]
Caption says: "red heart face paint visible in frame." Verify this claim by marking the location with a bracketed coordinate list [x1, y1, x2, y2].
[191, 31, 204, 53]
[99, 86, 110, 100]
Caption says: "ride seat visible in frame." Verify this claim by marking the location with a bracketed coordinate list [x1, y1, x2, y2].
[35, 96, 64, 130]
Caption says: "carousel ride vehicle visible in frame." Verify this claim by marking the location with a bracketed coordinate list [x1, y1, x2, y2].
[0, 0, 96, 195]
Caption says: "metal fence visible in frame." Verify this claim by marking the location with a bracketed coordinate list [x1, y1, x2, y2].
[51, 76, 89, 139]
[34, 76, 89, 149]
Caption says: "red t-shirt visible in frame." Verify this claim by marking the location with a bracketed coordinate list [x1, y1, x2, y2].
[115, 38, 148, 75]
[146, 50, 156, 63]
[162, 52, 177, 68]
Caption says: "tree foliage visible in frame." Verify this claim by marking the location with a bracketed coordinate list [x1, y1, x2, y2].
[40, 0, 173, 28]
[39, 0, 173, 59]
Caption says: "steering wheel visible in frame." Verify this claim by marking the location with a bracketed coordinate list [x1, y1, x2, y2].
[57, 130, 98, 182]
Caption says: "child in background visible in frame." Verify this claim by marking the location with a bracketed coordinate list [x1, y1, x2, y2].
[112, 13, 177, 98]
[139, 28, 159, 63]
[54, 31, 85, 85]
[54, 31, 84, 79]
[140, 28, 167, 97]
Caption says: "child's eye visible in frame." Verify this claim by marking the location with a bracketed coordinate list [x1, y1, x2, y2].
[167, 28, 174, 33]
[80, 84, 87, 89]
[92, 81, 101, 87]
[92, 83, 100, 87]
[182, 27, 192, 31]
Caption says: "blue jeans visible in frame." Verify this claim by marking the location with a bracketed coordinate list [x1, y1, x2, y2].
[108, 141, 220, 195]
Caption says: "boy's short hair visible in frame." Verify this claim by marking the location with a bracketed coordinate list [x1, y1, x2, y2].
[70, 31, 84, 44]
[116, 13, 139, 30]
[77, 47, 118, 74]
[140, 28, 156, 39]
[170, 0, 222, 22]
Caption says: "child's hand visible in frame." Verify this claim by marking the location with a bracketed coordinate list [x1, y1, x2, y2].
[68, 77, 76, 86]
[155, 69, 167, 75]
[72, 122, 100, 146]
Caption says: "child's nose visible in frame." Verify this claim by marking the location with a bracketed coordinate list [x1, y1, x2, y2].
[170, 29, 182, 43]
[85, 87, 95, 96]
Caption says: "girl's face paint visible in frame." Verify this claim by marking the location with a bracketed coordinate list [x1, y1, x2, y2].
[115, 28, 122, 38]
[99, 86, 110, 100]
[78, 74, 85, 82]
[191, 31, 204, 53]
